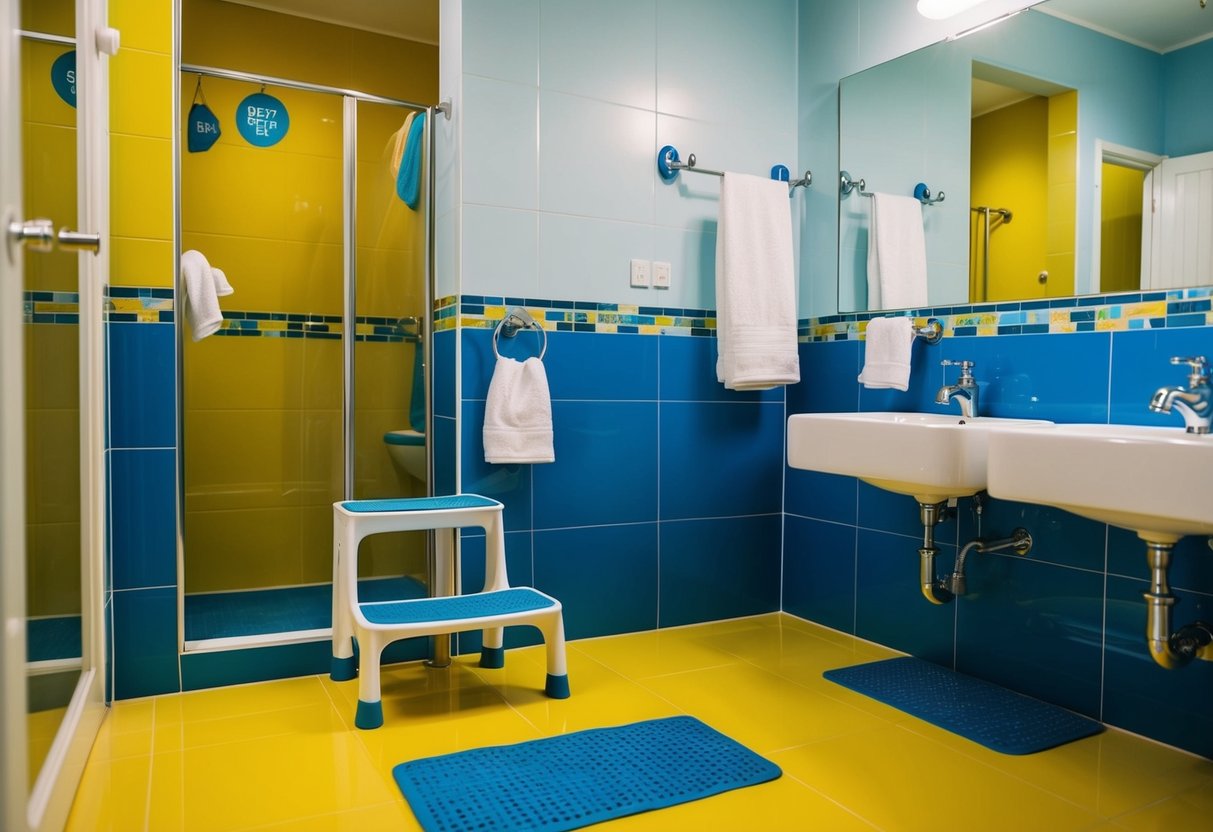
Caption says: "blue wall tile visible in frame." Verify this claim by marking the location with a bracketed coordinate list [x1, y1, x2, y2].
[790, 339, 860, 413]
[660, 335, 783, 403]
[956, 555, 1104, 718]
[433, 415, 457, 496]
[785, 469, 858, 525]
[1109, 328, 1213, 427]
[108, 322, 176, 449]
[858, 482, 952, 540]
[181, 641, 332, 692]
[1103, 576, 1213, 759]
[110, 449, 177, 590]
[659, 515, 781, 627]
[543, 331, 658, 401]
[855, 529, 956, 665]
[937, 332, 1111, 423]
[956, 496, 1108, 573]
[433, 328, 456, 418]
[1106, 527, 1212, 595]
[783, 515, 856, 633]
[112, 587, 178, 699]
[533, 401, 658, 529]
[460, 400, 533, 530]
[659, 401, 783, 520]
[534, 523, 658, 639]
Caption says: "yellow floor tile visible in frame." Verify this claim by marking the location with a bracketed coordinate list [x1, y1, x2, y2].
[639, 662, 887, 753]
[63, 614, 1213, 831]
[774, 723, 1101, 831]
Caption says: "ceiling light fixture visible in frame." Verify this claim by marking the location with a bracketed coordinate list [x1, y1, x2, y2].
[916, 0, 992, 20]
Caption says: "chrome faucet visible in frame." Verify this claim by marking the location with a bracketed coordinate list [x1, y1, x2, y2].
[1149, 356, 1211, 434]
[936, 359, 979, 418]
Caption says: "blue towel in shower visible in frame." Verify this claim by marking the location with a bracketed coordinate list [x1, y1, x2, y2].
[398, 111, 426, 209]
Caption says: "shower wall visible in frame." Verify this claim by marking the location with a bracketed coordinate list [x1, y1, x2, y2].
[180, 0, 436, 597]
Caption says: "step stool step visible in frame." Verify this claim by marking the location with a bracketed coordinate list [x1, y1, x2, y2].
[360, 587, 555, 626]
[341, 495, 500, 513]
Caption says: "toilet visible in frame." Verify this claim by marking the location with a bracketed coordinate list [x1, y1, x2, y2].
[383, 429, 426, 483]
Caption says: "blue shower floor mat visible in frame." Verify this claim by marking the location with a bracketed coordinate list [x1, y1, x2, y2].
[393, 716, 781, 832]
[824, 656, 1103, 755]
[184, 576, 427, 641]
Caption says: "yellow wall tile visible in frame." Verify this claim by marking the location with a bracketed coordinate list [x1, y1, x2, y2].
[108, 0, 172, 55]
[111, 134, 173, 240]
[23, 122, 77, 229]
[26, 325, 79, 411]
[183, 409, 303, 513]
[22, 40, 77, 129]
[20, 0, 74, 38]
[185, 336, 304, 411]
[185, 507, 304, 592]
[350, 31, 438, 104]
[112, 48, 174, 139]
[110, 237, 174, 287]
[27, 520, 82, 616]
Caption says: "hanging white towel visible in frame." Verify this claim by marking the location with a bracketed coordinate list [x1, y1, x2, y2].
[857, 316, 915, 391]
[180, 249, 232, 341]
[715, 172, 799, 390]
[483, 356, 555, 464]
[867, 193, 928, 311]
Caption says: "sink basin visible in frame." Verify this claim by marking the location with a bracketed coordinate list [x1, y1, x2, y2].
[987, 423, 1213, 542]
[787, 412, 1053, 504]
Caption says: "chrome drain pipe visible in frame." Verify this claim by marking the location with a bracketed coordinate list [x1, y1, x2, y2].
[918, 501, 953, 605]
[1144, 540, 1213, 669]
[947, 527, 1032, 596]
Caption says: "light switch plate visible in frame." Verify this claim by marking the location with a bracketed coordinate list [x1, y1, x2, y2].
[653, 261, 671, 289]
[630, 259, 651, 288]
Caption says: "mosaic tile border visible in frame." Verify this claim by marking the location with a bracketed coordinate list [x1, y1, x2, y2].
[52, 286, 1213, 343]
[451, 295, 715, 336]
[801, 286, 1213, 342]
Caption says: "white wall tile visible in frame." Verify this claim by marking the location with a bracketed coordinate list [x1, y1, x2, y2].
[539, 0, 656, 110]
[538, 91, 655, 224]
[462, 205, 538, 297]
[538, 213, 654, 303]
[463, 0, 539, 84]
[463, 76, 538, 209]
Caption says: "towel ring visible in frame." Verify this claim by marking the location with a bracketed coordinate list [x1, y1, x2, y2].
[492, 308, 547, 361]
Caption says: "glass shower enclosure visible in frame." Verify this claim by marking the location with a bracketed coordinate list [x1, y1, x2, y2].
[178, 68, 433, 652]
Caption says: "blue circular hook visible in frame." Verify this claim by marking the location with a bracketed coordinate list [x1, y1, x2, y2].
[657, 145, 680, 182]
[770, 165, 790, 182]
[914, 183, 930, 203]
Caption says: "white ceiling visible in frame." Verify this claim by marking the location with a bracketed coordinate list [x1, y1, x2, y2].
[222, 0, 439, 45]
[1038, 0, 1213, 53]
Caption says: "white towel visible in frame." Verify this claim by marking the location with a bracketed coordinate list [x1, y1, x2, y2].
[715, 172, 800, 390]
[483, 356, 555, 464]
[857, 316, 915, 391]
[867, 193, 928, 311]
[180, 249, 233, 341]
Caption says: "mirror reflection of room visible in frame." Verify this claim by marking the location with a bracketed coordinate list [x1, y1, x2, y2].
[837, 0, 1213, 313]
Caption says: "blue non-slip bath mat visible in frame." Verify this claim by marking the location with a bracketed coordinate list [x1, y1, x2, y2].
[824, 657, 1103, 755]
[392, 716, 781, 832]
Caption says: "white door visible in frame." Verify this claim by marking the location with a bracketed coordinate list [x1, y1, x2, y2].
[1149, 150, 1213, 290]
[1, 0, 32, 829]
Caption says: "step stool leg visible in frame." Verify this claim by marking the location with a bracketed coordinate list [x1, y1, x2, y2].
[330, 525, 356, 681]
[354, 630, 385, 730]
[539, 612, 570, 699]
[479, 626, 505, 669]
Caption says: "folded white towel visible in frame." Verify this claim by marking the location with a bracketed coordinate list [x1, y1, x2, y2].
[715, 172, 800, 390]
[857, 316, 915, 391]
[483, 356, 555, 464]
[867, 193, 928, 311]
[181, 249, 232, 341]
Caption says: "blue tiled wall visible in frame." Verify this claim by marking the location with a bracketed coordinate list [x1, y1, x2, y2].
[784, 325, 1213, 758]
[456, 326, 784, 649]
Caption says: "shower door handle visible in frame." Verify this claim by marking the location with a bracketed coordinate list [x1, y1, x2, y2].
[57, 228, 102, 254]
[7, 217, 56, 253]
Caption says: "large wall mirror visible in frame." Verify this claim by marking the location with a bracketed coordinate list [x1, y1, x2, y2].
[838, 0, 1213, 313]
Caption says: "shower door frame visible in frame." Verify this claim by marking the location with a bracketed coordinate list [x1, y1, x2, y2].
[172, 60, 436, 655]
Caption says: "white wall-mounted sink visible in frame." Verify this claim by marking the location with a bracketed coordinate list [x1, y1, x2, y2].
[987, 423, 1213, 542]
[787, 412, 1053, 505]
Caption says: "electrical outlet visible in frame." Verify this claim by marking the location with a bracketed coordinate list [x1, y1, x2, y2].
[630, 259, 651, 288]
[652, 261, 671, 289]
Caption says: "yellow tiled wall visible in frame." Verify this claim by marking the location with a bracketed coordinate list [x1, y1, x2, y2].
[1045, 90, 1077, 297]
[21, 19, 81, 618]
[1099, 163, 1145, 293]
[971, 96, 1048, 301]
[179, 1, 435, 593]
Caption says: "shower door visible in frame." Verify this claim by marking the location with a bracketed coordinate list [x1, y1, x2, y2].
[179, 75, 430, 649]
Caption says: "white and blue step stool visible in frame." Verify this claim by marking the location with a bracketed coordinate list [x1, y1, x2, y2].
[330, 494, 570, 730]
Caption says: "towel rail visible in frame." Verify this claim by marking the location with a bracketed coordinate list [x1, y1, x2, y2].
[915, 318, 944, 344]
[658, 145, 811, 197]
[493, 307, 547, 360]
[840, 171, 945, 206]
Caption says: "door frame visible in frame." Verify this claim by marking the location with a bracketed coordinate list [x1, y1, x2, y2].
[1090, 139, 1164, 294]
